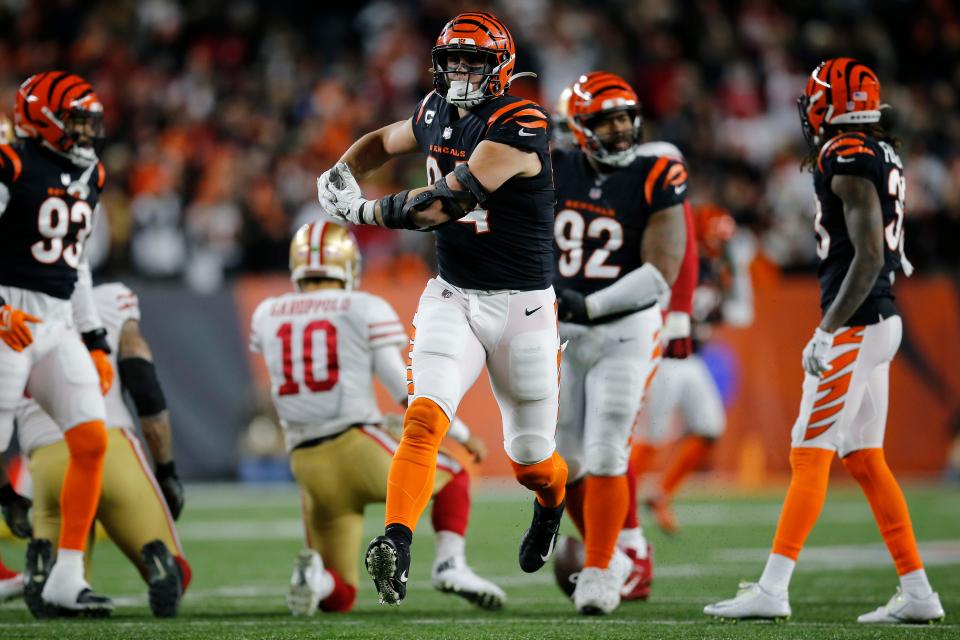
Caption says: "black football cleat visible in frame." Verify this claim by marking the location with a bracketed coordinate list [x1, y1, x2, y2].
[141, 539, 183, 618]
[365, 531, 411, 606]
[23, 539, 57, 619]
[519, 499, 565, 573]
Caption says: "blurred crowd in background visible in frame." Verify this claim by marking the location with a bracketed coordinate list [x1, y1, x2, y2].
[1, 0, 958, 291]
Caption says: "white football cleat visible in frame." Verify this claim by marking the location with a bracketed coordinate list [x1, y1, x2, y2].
[857, 588, 945, 624]
[287, 549, 333, 616]
[432, 555, 506, 611]
[703, 582, 791, 620]
[573, 566, 621, 615]
[608, 548, 632, 587]
[41, 560, 113, 616]
[0, 571, 24, 602]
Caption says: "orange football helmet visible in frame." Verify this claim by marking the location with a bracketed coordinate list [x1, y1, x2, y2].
[798, 58, 881, 147]
[432, 12, 517, 109]
[15, 71, 104, 167]
[694, 204, 736, 259]
[290, 220, 362, 291]
[566, 71, 643, 167]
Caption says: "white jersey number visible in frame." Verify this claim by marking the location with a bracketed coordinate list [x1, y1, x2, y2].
[426, 155, 489, 234]
[276, 320, 339, 396]
[554, 209, 623, 279]
[31, 197, 93, 266]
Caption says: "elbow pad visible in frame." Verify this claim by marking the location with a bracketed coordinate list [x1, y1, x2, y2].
[118, 357, 167, 416]
[585, 263, 669, 320]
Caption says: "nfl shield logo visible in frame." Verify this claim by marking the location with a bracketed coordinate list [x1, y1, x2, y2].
[589, 187, 602, 200]
[442, 126, 453, 140]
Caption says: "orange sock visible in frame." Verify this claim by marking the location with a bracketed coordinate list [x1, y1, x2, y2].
[385, 398, 450, 532]
[660, 436, 714, 498]
[60, 420, 108, 551]
[629, 442, 657, 479]
[583, 474, 629, 569]
[564, 478, 586, 538]
[771, 447, 834, 560]
[842, 448, 923, 575]
[510, 451, 568, 508]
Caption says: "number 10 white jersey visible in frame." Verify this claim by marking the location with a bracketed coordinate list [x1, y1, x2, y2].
[250, 288, 406, 452]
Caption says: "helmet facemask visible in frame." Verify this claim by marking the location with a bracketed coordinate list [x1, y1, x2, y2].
[57, 106, 105, 168]
[432, 45, 509, 109]
[574, 107, 643, 167]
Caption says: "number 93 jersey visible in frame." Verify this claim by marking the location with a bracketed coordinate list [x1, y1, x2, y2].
[813, 132, 908, 325]
[551, 148, 688, 295]
[411, 92, 556, 291]
[0, 140, 105, 299]
[250, 289, 407, 452]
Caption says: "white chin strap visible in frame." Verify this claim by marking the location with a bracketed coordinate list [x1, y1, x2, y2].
[43, 140, 98, 168]
[445, 80, 487, 109]
[594, 145, 639, 168]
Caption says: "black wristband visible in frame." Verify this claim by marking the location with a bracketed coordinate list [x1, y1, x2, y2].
[155, 461, 177, 480]
[0, 483, 19, 506]
[118, 357, 167, 415]
[81, 328, 111, 354]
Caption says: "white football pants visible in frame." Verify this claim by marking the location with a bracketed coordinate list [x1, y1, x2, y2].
[640, 354, 726, 445]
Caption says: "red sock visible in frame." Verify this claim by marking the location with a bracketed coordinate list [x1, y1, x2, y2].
[319, 569, 358, 613]
[623, 458, 639, 529]
[175, 556, 193, 591]
[0, 552, 18, 579]
[431, 468, 470, 536]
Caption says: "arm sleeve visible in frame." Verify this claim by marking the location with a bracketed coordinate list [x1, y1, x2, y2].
[365, 296, 407, 350]
[668, 201, 698, 315]
[372, 344, 408, 405]
[484, 102, 552, 153]
[71, 256, 105, 335]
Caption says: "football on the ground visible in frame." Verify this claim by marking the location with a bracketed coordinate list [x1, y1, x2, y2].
[552, 535, 584, 598]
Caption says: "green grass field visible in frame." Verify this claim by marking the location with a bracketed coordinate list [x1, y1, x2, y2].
[1, 482, 957, 639]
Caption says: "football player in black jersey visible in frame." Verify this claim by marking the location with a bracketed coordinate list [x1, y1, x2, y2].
[0, 71, 114, 615]
[316, 12, 567, 606]
[705, 59, 944, 624]
[549, 71, 687, 614]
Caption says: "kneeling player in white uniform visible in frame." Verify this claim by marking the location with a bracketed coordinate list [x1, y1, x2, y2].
[251, 221, 505, 614]
[15, 283, 191, 618]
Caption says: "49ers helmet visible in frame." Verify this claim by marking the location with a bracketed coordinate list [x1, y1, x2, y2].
[289, 220, 362, 291]
[15, 71, 105, 167]
[798, 58, 882, 147]
[566, 71, 643, 167]
[432, 12, 518, 109]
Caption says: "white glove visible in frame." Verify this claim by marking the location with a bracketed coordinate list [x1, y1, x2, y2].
[316, 169, 337, 216]
[802, 327, 834, 377]
[326, 162, 376, 225]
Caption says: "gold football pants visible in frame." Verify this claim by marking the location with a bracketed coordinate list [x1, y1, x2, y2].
[30, 428, 184, 580]
[290, 425, 460, 587]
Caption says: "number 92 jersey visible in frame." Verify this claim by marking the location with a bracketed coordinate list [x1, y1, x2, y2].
[814, 132, 907, 325]
[250, 289, 407, 452]
[551, 148, 688, 295]
[0, 140, 105, 299]
[411, 92, 556, 291]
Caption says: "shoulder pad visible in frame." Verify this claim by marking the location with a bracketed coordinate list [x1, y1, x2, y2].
[413, 91, 438, 127]
[817, 132, 877, 173]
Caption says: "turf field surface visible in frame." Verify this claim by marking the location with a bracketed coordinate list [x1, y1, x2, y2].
[1, 482, 957, 639]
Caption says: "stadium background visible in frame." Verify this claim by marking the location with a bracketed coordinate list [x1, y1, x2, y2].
[1, 0, 958, 483]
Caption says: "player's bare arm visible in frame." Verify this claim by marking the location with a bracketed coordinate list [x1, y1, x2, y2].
[819, 174, 886, 333]
[641, 204, 687, 286]
[322, 139, 538, 230]
[339, 118, 419, 179]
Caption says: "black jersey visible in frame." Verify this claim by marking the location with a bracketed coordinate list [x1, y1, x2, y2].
[813, 132, 907, 325]
[410, 92, 555, 291]
[0, 140, 105, 299]
[551, 148, 688, 296]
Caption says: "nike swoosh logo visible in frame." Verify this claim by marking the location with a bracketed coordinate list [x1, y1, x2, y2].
[525, 306, 542, 316]
[399, 570, 408, 583]
[540, 536, 556, 562]
[621, 575, 642, 595]
[518, 129, 537, 137]
[153, 556, 167, 580]
[618, 337, 635, 343]
[837, 156, 855, 163]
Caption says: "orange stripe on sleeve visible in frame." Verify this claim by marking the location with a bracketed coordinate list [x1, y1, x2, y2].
[506, 108, 546, 120]
[0, 145, 23, 181]
[644, 157, 670, 205]
[513, 119, 548, 129]
[487, 100, 534, 127]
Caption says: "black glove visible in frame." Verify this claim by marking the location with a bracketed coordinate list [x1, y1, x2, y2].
[0, 482, 33, 539]
[556, 288, 589, 324]
[155, 462, 184, 521]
